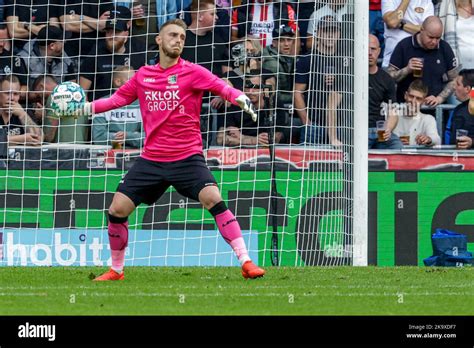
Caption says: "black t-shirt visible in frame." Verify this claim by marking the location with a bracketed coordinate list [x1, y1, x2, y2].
[57, 0, 109, 58]
[390, 33, 457, 102]
[181, 30, 230, 77]
[369, 68, 396, 127]
[224, 104, 288, 141]
[0, 50, 28, 86]
[183, 4, 231, 44]
[450, 100, 474, 146]
[225, 69, 244, 91]
[0, 114, 25, 136]
[295, 49, 352, 125]
[5, 0, 62, 52]
[80, 39, 147, 100]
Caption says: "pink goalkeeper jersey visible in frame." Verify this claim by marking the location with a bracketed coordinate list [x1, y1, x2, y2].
[92, 58, 243, 162]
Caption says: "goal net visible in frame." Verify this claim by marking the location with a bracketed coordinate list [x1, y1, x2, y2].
[0, 0, 367, 267]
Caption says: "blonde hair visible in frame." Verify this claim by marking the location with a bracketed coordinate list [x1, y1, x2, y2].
[245, 36, 262, 54]
[159, 18, 188, 33]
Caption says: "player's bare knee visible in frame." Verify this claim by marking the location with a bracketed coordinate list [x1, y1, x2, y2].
[203, 199, 223, 211]
[109, 192, 135, 217]
[108, 202, 133, 218]
[108, 206, 128, 218]
[199, 186, 222, 210]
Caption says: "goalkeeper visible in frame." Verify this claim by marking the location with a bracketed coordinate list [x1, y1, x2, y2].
[72, 18, 264, 281]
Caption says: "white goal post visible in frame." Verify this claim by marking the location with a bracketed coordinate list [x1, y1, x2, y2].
[353, 0, 369, 266]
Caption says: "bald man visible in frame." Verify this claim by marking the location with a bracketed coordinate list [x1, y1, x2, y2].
[381, 0, 434, 68]
[387, 16, 458, 106]
[368, 34, 402, 149]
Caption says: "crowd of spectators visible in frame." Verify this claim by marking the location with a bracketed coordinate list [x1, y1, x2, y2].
[0, 0, 472, 151]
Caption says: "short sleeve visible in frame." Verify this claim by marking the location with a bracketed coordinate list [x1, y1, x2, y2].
[389, 39, 405, 69]
[295, 55, 310, 85]
[79, 54, 97, 82]
[381, 0, 398, 16]
[307, 11, 316, 36]
[444, 42, 458, 71]
[4, 0, 17, 18]
[49, 0, 63, 19]
[10, 55, 28, 85]
[385, 73, 397, 102]
[423, 1, 434, 18]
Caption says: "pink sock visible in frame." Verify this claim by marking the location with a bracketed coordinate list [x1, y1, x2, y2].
[111, 250, 125, 273]
[108, 220, 128, 273]
[215, 210, 250, 264]
[230, 237, 250, 265]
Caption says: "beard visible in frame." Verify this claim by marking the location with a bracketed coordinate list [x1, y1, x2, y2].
[162, 45, 182, 59]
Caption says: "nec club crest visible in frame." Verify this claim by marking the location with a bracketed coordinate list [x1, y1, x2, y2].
[168, 75, 177, 84]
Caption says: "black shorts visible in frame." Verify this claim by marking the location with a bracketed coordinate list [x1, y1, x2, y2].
[117, 154, 218, 206]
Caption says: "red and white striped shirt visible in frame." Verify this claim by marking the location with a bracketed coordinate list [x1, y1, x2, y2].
[232, 2, 297, 47]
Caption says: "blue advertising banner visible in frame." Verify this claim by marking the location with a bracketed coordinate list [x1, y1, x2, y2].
[0, 229, 258, 267]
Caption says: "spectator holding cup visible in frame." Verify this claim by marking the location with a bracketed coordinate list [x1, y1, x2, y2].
[393, 80, 441, 146]
[455, 129, 470, 148]
[381, 0, 434, 68]
[368, 34, 402, 149]
[450, 69, 474, 148]
[387, 16, 458, 106]
[411, 57, 424, 78]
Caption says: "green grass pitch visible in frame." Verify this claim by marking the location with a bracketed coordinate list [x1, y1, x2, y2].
[0, 266, 473, 315]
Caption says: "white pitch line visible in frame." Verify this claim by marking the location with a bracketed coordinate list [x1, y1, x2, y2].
[0, 292, 48, 297]
[0, 291, 472, 298]
[0, 283, 473, 291]
[0, 283, 472, 292]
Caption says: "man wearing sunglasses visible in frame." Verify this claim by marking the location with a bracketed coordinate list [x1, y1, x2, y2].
[217, 72, 288, 147]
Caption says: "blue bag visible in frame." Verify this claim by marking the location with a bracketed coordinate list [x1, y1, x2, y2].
[423, 229, 473, 267]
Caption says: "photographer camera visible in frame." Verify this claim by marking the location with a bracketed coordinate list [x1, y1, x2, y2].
[262, 24, 297, 143]
[216, 72, 288, 147]
[220, 38, 275, 92]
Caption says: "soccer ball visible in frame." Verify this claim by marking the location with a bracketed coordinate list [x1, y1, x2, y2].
[50, 81, 86, 117]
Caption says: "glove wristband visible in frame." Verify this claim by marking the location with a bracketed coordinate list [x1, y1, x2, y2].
[84, 102, 92, 115]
